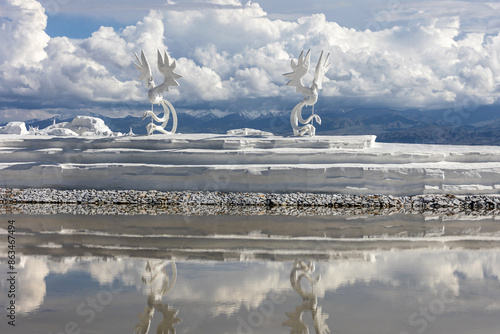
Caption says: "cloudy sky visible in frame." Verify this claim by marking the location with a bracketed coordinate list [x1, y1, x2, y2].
[0, 0, 500, 122]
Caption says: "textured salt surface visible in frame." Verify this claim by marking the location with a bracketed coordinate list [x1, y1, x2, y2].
[1, 188, 500, 213]
[1, 133, 500, 195]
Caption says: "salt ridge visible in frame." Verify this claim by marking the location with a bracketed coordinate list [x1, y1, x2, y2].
[1, 129, 500, 195]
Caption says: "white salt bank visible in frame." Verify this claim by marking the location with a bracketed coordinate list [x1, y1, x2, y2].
[1, 119, 500, 195]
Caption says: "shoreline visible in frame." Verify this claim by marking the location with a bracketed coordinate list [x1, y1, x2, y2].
[1, 187, 500, 213]
[2, 203, 500, 216]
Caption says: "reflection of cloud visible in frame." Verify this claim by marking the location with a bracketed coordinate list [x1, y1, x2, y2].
[47, 256, 78, 274]
[486, 302, 500, 310]
[171, 261, 290, 315]
[166, 250, 500, 316]
[11, 256, 49, 314]
[87, 258, 131, 285]
[0, 255, 147, 315]
[5, 250, 499, 316]
[315, 250, 500, 298]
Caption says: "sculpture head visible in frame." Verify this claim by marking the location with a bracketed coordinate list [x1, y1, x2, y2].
[148, 77, 154, 87]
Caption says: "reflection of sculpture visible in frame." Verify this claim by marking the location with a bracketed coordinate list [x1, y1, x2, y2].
[284, 260, 330, 334]
[134, 50, 182, 135]
[134, 259, 181, 334]
[283, 50, 330, 137]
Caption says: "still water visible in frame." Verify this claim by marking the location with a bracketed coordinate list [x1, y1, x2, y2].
[1, 209, 500, 334]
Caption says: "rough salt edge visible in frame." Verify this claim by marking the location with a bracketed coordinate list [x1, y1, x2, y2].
[1, 187, 500, 211]
[2, 203, 500, 217]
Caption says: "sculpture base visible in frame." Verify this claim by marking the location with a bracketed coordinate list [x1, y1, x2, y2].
[1, 132, 500, 195]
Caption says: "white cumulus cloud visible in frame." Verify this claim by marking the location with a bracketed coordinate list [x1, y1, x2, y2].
[0, 0, 499, 121]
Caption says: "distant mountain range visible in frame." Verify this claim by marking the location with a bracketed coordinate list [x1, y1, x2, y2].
[10, 105, 500, 145]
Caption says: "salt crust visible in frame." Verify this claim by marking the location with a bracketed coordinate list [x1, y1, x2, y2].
[1, 117, 500, 195]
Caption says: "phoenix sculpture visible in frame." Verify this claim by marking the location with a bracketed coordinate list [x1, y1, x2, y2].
[134, 50, 182, 135]
[283, 50, 330, 137]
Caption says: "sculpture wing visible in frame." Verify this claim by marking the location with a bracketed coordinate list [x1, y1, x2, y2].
[134, 50, 153, 87]
[313, 50, 330, 89]
[156, 50, 182, 92]
[283, 49, 312, 95]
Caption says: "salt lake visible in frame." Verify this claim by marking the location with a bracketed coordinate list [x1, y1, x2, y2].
[1, 208, 499, 334]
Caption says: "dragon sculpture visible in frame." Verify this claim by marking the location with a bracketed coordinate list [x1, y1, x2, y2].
[134, 50, 182, 135]
[283, 50, 330, 137]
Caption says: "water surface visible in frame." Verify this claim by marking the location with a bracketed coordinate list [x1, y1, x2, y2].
[1, 211, 499, 334]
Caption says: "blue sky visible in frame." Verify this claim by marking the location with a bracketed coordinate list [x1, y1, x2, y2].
[1, 0, 500, 121]
[40, 0, 399, 38]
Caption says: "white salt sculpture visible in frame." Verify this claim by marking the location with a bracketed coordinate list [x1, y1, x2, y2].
[283, 50, 330, 137]
[0, 122, 29, 135]
[134, 50, 182, 135]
